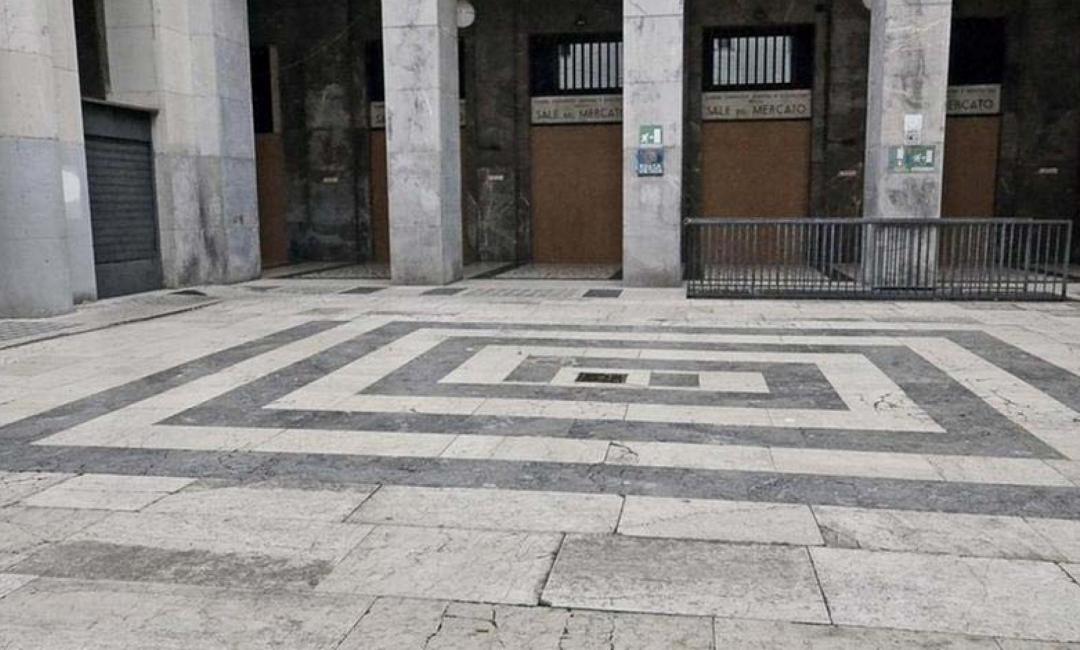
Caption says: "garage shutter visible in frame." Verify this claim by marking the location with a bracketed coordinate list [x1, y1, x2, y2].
[82, 101, 163, 298]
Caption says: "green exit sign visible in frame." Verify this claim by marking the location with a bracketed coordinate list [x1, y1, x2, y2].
[639, 125, 663, 147]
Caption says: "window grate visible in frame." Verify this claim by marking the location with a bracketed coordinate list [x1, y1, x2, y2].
[576, 372, 628, 384]
[949, 18, 1006, 86]
[531, 34, 623, 97]
[704, 26, 814, 92]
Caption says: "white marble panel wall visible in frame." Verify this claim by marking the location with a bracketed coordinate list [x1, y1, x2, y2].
[0, 0, 74, 316]
[381, 0, 464, 285]
[863, 0, 953, 219]
[49, 0, 97, 303]
[622, 0, 685, 287]
[103, 0, 259, 287]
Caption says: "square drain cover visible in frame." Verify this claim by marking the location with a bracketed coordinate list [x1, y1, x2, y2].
[576, 372, 628, 384]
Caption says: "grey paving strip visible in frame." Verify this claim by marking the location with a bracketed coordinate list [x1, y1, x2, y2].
[0, 321, 344, 444]
[340, 287, 385, 295]
[3, 448, 1080, 521]
[12, 541, 333, 590]
[583, 289, 623, 298]
[421, 287, 467, 296]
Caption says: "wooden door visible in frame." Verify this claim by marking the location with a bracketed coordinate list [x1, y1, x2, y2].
[256, 134, 289, 268]
[530, 124, 623, 264]
[701, 120, 812, 218]
[942, 116, 1001, 218]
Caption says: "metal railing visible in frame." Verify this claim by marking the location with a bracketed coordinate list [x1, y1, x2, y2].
[685, 218, 1073, 300]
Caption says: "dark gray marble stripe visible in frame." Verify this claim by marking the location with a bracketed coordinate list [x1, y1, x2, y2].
[2, 445, 1078, 521]
[0, 321, 344, 444]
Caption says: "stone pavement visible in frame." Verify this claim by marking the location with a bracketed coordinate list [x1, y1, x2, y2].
[2, 277, 1080, 648]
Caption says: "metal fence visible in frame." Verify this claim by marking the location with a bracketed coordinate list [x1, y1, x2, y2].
[685, 218, 1073, 300]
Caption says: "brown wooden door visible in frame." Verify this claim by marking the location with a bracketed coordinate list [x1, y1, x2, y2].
[370, 132, 391, 263]
[942, 116, 1001, 218]
[530, 124, 623, 264]
[701, 120, 812, 218]
[700, 120, 812, 266]
[256, 134, 289, 268]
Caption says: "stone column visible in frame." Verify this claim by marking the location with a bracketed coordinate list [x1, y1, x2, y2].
[49, 0, 97, 303]
[381, 0, 463, 285]
[103, 0, 260, 287]
[0, 0, 74, 317]
[622, 0, 684, 287]
[863, 0, 953, 287]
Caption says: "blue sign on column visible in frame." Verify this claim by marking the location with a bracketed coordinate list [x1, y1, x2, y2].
[636, 148, 665, 177]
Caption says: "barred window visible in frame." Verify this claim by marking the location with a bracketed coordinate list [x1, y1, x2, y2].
[704, 26, 814, 91]
[531, 34, 623, 96]
[949, 18, 1006, 86]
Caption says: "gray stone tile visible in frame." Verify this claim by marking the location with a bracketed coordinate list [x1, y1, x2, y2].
[1064, 564, 1080, 583]
[349, 486, 622, 533]
[813, 506, 1066, 561]
[146, 483, 378, 522]
[337, 597, 448, 650]
[711, 618, 1000, 649]
[12, 541, 334, 591]
[542, 534, 828, 621]
[70, 511, 374, 562]
[22, 474, 195, 511]
[0, 471, 71, 506]
[618, 496, 823, 545]
[558, 608, 714, 649]
[339, 597, 714, 650]
[0, 573, 34, 599]
[1049, 461, 1080, 487]
[812, 547, 1080, 642]
[996, 640, 1080, 650]
[0, 578, 372, 648]
[317, 525, 561, 605]
[0, 506, 109, 570]
[1025, 518, 1080, 563]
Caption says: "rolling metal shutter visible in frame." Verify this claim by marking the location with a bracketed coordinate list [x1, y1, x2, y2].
[82, 101, 163, 298]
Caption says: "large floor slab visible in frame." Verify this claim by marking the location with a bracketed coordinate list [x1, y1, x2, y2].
[316, 525, 561, 605]
[0, 578, 372, 648]
[349, 485, 622, 533]
[812, 547, 1080, 642]
[542, 535, 829, 621]
[338, 597, 715, 650]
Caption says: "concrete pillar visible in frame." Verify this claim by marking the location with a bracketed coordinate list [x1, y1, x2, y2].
[862, 0, 953, 287]
[381, 0, 463, 285]
[49, 0, 97, 303]
[622, 0, 685, 287]
[103, 0, 260, 287]
[0, 0, 74, 317]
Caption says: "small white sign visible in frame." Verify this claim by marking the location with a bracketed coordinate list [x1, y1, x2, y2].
[531, 95, 623, 125]
[702, 89, 812, 121]
[904, 114, 924, 145]
[946, 84, 1002, 116]
[370, 100, 467, 129]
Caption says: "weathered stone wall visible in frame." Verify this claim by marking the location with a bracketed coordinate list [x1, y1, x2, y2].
[249, 0, 1080, 263]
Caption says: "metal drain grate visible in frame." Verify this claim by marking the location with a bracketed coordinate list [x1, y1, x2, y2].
[576, 372, 628, 384]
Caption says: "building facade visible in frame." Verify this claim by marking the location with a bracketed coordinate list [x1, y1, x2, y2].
[0, 0, 1078, 315]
